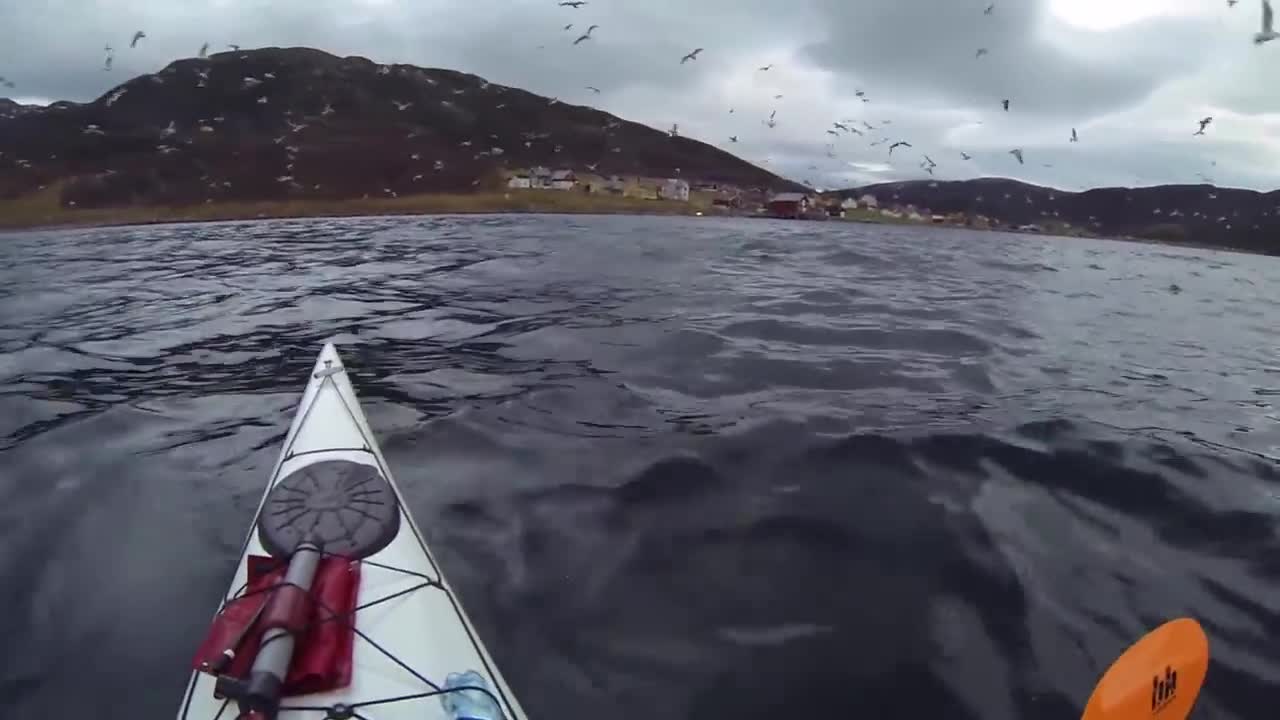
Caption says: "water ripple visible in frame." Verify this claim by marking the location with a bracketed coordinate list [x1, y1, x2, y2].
[0, 214, 1277, 720]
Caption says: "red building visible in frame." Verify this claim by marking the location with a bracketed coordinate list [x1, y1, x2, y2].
[766, 192, 811, 219]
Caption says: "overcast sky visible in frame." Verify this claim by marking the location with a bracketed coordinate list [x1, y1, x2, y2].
[3, 0, 1280, 191]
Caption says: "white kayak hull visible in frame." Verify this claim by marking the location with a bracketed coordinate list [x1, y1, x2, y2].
[177, 343, 527, 720]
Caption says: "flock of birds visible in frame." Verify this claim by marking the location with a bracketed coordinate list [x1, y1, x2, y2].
[100, 34, 241, 73]
[3, 0, 1279, 193]
[537, 0, 1280, 189]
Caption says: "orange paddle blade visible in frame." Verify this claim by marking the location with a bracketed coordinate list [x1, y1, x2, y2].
[1082, 618, 1209, 720]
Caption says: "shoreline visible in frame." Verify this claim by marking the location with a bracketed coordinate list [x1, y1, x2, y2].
[0, 187, 725, 233]
[0, 188, 1264, 256]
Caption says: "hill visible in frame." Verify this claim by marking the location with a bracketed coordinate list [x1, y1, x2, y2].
[828, 178, 1280, 255]
[0, 46, 800, 214]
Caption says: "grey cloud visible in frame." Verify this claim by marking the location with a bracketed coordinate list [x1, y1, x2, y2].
[2, 0, 1279, 191]
[801, 0, 1218, 120]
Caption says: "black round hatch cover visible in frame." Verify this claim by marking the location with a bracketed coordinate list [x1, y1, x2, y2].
[258, 459, 400, 559]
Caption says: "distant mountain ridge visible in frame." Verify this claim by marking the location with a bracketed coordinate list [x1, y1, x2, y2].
[0, 46, 802, 209]
[828, 178, 1280, 255]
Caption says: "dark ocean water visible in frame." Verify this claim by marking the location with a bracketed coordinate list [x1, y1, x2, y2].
[0, 214, 1278, 720]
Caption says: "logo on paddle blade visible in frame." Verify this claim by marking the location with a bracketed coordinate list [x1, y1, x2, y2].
[1151, 665, 1177, 713]
[1082, 618, 1209, 720]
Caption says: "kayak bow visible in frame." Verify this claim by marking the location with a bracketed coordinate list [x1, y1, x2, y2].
[178, 343, 527, 720]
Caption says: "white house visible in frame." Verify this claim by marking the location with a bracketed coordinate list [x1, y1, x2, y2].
[858, 193, 879, 209]
[507, 174, 531, 189]
[658, 178, 690, 201]
[840, 197, 859, 210]
[550, 169, 577, 190]
[529, 166, 553, 188]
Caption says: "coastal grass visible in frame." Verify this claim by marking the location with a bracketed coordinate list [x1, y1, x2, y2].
[0, 186, 718, 231]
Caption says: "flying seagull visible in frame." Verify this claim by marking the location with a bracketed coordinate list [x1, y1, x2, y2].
[1194, 116, 1213, 135]
[681, 48, 703, 63]
[131, 30, 146, 48]
[774, 94, 784, 99]
[888, 141, 911, 155]
[729, 135, 738, 142]
[1255, 0, 1278, 43]
[393, 100, 412, 111]
[1009, 148, 1024, 164]
[198, 42, 209, 58]
[228, 44, 241, 51]
[1228, 0, 1239, 7]
[1002, 99, 1010, 111]
[961, 151, 972, 160]
[103, 48, 113, 71]
[585, 85, 601, 93]
[574, 32, 592, 44]
[564, 23, 573, 30]
[559, 1, 586, 6]
[1070, 127, 1078, 142]
[976, 48, 988, 58]
[985, 3, 995, 14]
[758, 64, 773, 71]
[923, 154, 936, 167]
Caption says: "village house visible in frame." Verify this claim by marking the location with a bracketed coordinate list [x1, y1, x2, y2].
[712, 190, 743, 209]
[550, 169, 577, 190]
[766, 192, 812, 219]
[858, 193, 879, 209]
[658, 178, 690, 201]
[506, 173, 531, 189]
[529, 166, 553, 188]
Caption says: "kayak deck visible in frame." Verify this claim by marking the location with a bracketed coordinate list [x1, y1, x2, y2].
[178, 344, 525, 720]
